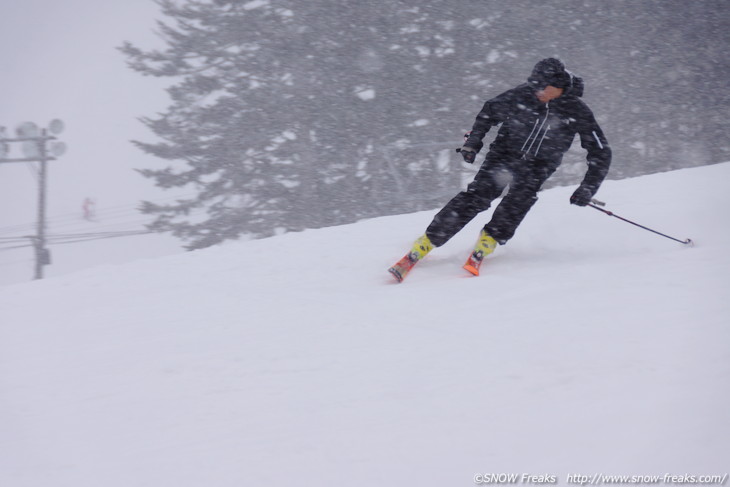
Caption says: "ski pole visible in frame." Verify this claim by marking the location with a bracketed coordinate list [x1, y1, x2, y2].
[587, 199, 693, 246]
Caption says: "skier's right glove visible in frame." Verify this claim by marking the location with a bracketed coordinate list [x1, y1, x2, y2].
[456, 146, 477, 164]
[570, 185, 596, 206]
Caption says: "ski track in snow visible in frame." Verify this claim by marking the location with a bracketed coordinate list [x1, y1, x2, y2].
[1, 163, 729, 486]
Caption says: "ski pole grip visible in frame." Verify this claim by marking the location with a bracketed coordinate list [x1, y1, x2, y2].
[591, 198, 606, 207]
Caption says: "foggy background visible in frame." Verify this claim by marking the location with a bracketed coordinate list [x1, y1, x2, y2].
[1, 0, 728, 282]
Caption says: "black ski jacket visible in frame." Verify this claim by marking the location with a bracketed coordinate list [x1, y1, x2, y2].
[464, 75, 611, 191]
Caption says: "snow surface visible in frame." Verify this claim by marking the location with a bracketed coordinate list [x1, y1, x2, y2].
[1, 163, 729, 486]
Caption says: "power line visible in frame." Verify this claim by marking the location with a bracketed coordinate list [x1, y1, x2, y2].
[47, 230, 156, 245]
[0, 228, 160, 252]
[0, 192, 199, 236]
[0, 243, 34, 252]
[0, 236, 32, 242]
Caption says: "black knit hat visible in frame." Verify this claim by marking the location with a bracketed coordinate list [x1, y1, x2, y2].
[528, 58, 571, 89]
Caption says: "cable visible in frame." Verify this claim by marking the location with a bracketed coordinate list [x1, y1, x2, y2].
[0, 228, 160, 252]
[47, 230, 156, 246]
[0, 243, 33, 252]
[0, 236, 32, 242]
[0, 192, 199, 236]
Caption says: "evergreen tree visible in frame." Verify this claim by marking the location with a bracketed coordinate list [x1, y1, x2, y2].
[121, 0, 477, 248]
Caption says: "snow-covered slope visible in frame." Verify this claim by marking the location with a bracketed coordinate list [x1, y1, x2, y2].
[2, 163, 729, 487]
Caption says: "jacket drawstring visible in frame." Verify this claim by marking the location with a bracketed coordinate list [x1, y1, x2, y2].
[520, 119, 540, 153]
[521, 102, 551, 158]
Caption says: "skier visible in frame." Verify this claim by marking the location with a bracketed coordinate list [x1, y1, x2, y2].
[82, 197, 96, 221]
[389, 58, 612, 282]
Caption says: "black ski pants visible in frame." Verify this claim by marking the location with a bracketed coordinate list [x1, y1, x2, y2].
[425, 152, 557, 247]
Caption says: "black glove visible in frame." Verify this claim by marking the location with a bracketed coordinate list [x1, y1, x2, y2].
[570, 185, 595, 206]
[456, 146, 477, 164]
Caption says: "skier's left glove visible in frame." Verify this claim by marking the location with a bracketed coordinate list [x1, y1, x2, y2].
[570, 185, 595, 206]
[456, 146, 477, 164]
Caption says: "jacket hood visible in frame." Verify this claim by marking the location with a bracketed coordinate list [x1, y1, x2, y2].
[527, 57, 584, 98]
[565, 71, 584, 97]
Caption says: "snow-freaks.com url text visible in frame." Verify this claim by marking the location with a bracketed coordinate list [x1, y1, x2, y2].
[473, 473, 729, 486]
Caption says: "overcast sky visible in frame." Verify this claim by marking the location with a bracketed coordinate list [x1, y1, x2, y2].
[0, 0, 181, 229]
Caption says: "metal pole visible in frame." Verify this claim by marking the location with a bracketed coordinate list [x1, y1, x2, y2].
[587, 201, 693, 245]
[34, 129, 48, 279]
[1, 121, 64, 281]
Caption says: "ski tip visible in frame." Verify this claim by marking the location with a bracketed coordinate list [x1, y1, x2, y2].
[388, 267, 404, 283]
[463, 264, 480, 276]
[684, 238, 694, 247]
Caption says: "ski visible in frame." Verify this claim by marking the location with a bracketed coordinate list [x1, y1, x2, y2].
[463, 250, 484, 276]
[388, 252, 419, 283]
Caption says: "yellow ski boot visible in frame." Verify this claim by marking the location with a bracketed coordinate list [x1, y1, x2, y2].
[463, 229, 498, 276]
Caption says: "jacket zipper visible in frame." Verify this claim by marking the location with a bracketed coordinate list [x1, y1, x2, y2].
[521, 102, 550, 158]
[534, 124, 550, 156]
[520, 119, 540, 153]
